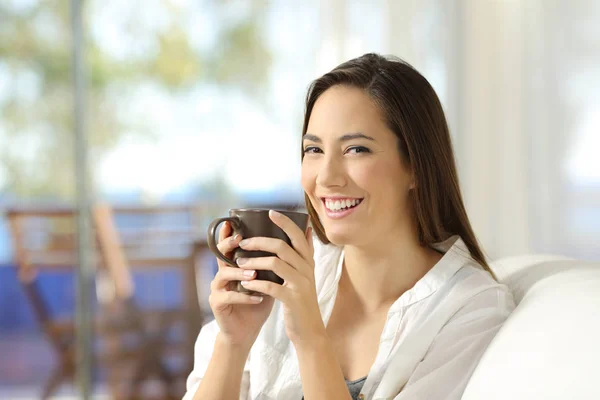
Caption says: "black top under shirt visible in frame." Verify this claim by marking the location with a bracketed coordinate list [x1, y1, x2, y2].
[301, 375, 367, 399]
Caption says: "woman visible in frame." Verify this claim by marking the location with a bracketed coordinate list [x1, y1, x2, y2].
[184, 53, 514, 400]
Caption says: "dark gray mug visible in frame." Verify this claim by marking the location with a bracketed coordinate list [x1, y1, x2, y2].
[207, 208, 310, 294]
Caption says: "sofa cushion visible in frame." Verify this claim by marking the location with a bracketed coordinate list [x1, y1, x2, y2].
[462, 257, 600, 400]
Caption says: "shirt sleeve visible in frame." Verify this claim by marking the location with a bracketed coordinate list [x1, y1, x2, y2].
[182, 319, 251, 400]
[394, 286, 515, 400]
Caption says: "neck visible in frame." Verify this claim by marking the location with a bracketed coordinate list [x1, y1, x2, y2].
[339, 222, 442, 313]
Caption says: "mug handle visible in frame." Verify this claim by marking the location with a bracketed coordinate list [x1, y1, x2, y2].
[207, 216, 240, 267]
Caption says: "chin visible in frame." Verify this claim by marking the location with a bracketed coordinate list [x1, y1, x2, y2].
[322, 228, 358, 247]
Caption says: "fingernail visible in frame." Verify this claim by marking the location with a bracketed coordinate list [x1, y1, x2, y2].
[240, 280, 249, 286]
[242, 269, 255, 277]
[269, 210, 282, 218]
[231, 234, 240, 243]
[239, 239, 249, 247]
[237, 258, 248, 266]
[250, 296, 263, 302]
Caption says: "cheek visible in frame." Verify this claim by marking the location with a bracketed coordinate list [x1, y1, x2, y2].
[301, 160, 317, 193]
[348, 159, 387, 190]
[352, 159, 410, 205]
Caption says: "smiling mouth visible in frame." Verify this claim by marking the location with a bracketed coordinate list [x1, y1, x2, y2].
[322, 198, 363, 212]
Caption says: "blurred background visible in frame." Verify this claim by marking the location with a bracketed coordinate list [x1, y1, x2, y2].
[0, 0, 598, 398]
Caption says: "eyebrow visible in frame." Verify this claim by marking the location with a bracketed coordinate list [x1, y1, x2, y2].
[303, 132, 376, 143]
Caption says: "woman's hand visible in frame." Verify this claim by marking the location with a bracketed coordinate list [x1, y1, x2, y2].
[208, 221, 275, 349]
[235, 210, 325, 346]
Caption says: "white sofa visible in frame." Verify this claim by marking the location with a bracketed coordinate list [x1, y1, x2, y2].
[462, 255, 600, 400]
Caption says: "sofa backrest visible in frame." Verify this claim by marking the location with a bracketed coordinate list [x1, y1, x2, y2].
[462, 255, 600, 400]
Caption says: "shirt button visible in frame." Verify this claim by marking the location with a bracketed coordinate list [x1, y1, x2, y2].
[358, 395, 365, 400]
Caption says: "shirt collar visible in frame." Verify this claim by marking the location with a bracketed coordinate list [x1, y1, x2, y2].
[388, 235, 472, 311]
[322, 235, 474, 311]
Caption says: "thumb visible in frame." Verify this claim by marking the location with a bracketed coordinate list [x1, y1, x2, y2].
[306, 226, 314, 256]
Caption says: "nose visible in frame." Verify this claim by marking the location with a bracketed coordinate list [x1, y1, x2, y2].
[315, 155, 346, 188]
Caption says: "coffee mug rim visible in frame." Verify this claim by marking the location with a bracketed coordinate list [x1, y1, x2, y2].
[230, 208, 308, 217]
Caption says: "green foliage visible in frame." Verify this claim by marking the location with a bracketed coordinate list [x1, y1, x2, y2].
[0, 0, 271, 199]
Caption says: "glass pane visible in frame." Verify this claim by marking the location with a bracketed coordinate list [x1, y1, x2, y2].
[0, 1, 449, 397]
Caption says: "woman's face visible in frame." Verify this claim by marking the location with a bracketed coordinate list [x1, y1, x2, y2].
[302, 85, 415, 247]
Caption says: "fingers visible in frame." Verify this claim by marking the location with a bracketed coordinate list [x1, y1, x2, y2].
[209, 290, 264, 312]
[218, 220, 232, 242]
[240, 279, 287, 302]
[209, 264, 264, 313]
[211, 265, 256, 291]
[236, 256, 297, 284]
[306, 226, 314, 256]
[268, 210, 312, 261]
[216, 222, 242, 268]
[216, 233, 242, 258]
[239, 236, 306, 273]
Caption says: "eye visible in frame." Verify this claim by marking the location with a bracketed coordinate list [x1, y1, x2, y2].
[345, 146, 371, 154]
[303, 146, 323, 154]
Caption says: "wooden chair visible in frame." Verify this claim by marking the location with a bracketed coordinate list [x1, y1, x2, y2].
[5, 203, 209, 399]
[95, 203, 209, 398]
[6, 205, 138, 398]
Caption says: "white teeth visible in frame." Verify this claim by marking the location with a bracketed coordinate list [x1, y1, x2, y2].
[324, 198, 361, 212]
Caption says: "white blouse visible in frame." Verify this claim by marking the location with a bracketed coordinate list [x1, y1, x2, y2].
[184, 236, 515, 400]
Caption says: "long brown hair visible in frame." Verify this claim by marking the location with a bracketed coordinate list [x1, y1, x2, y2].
[301, 53, 492, 274]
